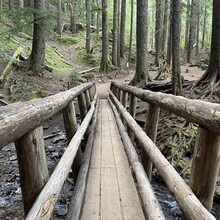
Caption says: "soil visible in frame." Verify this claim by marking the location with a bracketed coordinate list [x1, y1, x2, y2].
[0, 33, 219, 219]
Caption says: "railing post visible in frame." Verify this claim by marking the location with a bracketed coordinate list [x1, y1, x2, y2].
[189, 127, 220, 211]
[128, 94, 137, 141]
[77, 93, 87, 121]
[116, 88, 120, 100]
[85, 90, 91, 110]
[15, 126, 49, 215]
[121, 91, 128, 109]
[63, 101, 82, 181]
[142, 104, 160, 181]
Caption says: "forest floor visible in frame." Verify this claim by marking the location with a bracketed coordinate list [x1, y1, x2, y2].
[0, 30, 220, 219]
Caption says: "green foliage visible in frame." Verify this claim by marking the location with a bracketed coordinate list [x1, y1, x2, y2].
[10, 77, 46, 101]
[77, 48, 99, 66]
[57, 35, 79, 45]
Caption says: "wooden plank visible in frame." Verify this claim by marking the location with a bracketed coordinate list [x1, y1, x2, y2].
[101, 167, 122, 220]
[80, 168, 101, 220]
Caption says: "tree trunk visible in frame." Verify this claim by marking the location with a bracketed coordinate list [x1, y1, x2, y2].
[70, 0, 77, 33]
[28, 0, 46, 74]
[187, 0, 196, 63]
[184, 0, 190, 50]
[201, 5, 207, 49]
[171, 0, 182, 95]
[96, 0, 100, 34]
[195, 0, 220, 86]
[120, 0, 126, 58]
[9, 0, 14, 10]
[85, 0, 91, 53]
[112, 0, 118, 66]
[127, 0, 133, 63]
[154, 0, 162, 66]
[99, 0, 109, 73]
[18, 0, 24, 8]
[56, 0, 63, 35]
[130, 0, 148, 85]
[196, 2, 200, 56]
[116, 0, 121, 68]
[0, 0, 2, 20]
[166, 0, 172, 67]
[161, 0, 168, 55]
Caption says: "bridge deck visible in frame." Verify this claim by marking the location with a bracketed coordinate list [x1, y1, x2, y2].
[80, 100, 145, 220]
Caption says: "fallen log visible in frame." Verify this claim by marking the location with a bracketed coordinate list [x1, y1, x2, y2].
[79, 66, 99, 74]
[0, 46, 23, 85]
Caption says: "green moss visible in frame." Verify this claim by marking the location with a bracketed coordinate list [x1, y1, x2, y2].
[10, 77, 46, 101]
[77, 48, 99, 66]
[57, 36, 79, 45]
[45, 45, 70, 74]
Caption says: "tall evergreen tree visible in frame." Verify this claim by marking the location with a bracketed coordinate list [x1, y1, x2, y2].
[28, 0, 45, 74]
[85, 0, 91, 53]
[171, 0, 182, 95]
[56, 0, 62, 35]
[154, 0, 162, 66]
[130, 0, 148, 85]
[194, 0, 220, 88]
[120, 0, 126, 58]
[70, 0, 77, 33]
[99, 0, 109, 73]
[112, 0, 118, 66]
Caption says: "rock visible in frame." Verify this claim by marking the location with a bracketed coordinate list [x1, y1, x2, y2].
[51, 152, 59, 158]
[52, 137, 60, 144]
[43, 124, 49, 130]
[201, 64, 208, 70]
[59, 134, 66, 141]
[9, 156, 17, 161]
[54, 204, 68, 217]
[0, 94, 4, 99]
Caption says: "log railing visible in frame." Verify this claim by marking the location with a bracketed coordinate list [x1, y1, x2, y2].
[110, 81, 220, 220]
[0, 81, 97, 219]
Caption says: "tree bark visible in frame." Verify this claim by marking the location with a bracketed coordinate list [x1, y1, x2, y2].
[161, 0, 168, 55]
[120, 0, 126, 58]
[15, 126, 49, 215]
[85, 0, 91, 53]
[171, 0, 182, 95]
[195, 0, 220, 86]
[56, 0, 63, 35]
[187, 0, 196, 63]
[166, 0, 172, 66]
[28, 0, 46, 74]
[96, 0, 100, 34]
[99, 0, 109, 73]
[130, 0, 148, 85]
[154, 0, 162, 66]
[127, 0, 133, 63]
[201, 5, 207, 49]
[70, 0, 77, 33]
[112, 0, 118, 66]
[184, 0, 190, 50]
[196, 1, 200, 55]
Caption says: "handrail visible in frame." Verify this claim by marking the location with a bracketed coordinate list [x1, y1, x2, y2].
[111, 81, 220, 133]
[110, 82, 220, 219]
[0, 81, 95, 149]
[25, 95, 98, 220]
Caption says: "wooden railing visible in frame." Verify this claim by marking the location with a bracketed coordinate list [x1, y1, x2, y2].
[0, 81, 97, 219]
[109, 81, 220, 220]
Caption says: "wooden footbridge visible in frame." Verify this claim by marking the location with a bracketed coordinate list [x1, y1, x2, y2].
[0, 81, 220, 220]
